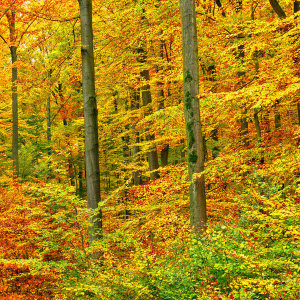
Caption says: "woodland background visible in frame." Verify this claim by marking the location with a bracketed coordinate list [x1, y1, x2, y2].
[0, 0, 299, 299]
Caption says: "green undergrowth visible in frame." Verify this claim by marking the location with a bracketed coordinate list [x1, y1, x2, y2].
[0, 151, 299, 299]
[56, 167, 299, 300]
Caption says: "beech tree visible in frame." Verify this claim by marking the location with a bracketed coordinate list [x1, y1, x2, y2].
[180, 0, 207, 232]
[0, 0, 38, 177]
[0, 1, 19, 176]
[7, 10, 18, 176]
[138, 7, 160, 181]
[78, 0, 102, 242]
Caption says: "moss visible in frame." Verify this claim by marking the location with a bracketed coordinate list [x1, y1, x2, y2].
[185, 91, 192, 110]
[188, 134, 195, 149]
[189, 151, 198, 163]
[184, 70, 193, 83]
[187, 121, 193, 132]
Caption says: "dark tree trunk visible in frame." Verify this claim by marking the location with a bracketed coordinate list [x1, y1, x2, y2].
[161, 145, 169, 167]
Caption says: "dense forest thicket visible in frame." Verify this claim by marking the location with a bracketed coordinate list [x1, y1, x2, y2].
[0, 0, 299, 299]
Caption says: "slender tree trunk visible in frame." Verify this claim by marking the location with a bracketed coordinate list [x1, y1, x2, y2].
[240, 112, 249, 146]
[62, 118, 75, 186]
[158, 92, 169, 166]
[138, 47, 160, 180]
[295, 1, 300, 145]
[135, 7, 160, 180]
[131, 89, 142, 185]
[58, 83, 75, 186]
[202, 63, 220, 159]
[211, 129, 220, 159]
[46, 70, 53, 177]
[252, 49, 264, 162]
[254, 109, 262, 143]
[253, 50, 262, 141]
[78, 162, 84, 198]
[78, 0, 102, 243]
[46, 93, 51, 147]
[180, 0, 207, 232]
[274, 103, 281, 130]
[236, 42, 249, 146]
[234, 1, 249, 146]
[10, 45, 18, 177]
[46, 87, 52, 175]
[8, 10, 18, 177]
[157, 38, 169, 167]
[132, 132, 142, 185]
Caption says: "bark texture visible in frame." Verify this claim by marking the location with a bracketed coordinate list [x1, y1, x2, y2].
[180, 0, 207, 232]
[78, 0, 102, 242]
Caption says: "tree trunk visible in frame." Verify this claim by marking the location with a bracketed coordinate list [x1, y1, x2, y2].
[236, 42, 249, 146]
[269, 0, 286, 18]
[211, 129, 220, 159]
[8, 10, 18, 177]
[46, 91, 51, 149]
[202, 62, 220, 159]
[295, 1, 300, 14]
[158, 86, 169, 167]
[10, 45, 18, 177]
[78, 161, 84, 198]
[254, 109, 262, 143]
[161, 145, 169, 167]
[78, 0, 102, 244]
[295, 1, 300, 145]
[131, 89, 142, 185]
[138, 47, 160, 180]
[240, 112, 249, 146]
[46, 71, 52, 176]
[156, 33, 169, 167]
[274, 104, 281, 130]
[180, 0, 207, 232]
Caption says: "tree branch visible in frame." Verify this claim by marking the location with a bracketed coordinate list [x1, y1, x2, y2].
[0, 0, 17, 22]
[29, 13, 80, 23]
[0, 34, 7, 44]
[18, 16, 38, 46]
